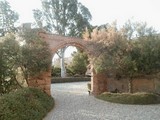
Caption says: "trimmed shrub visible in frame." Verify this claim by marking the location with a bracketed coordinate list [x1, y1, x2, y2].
[51, 77, 90, 83]
[0, 88, 54, 120]
[97, 92, 160, 105]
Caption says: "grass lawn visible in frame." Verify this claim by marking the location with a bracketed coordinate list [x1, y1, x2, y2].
[97, 92, 160, 105]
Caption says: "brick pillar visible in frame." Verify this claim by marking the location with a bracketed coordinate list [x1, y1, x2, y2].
[27, 71, 51, 95]
[91, 68, 108, 95]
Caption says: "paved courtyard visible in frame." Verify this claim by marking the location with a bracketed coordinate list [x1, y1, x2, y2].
[43, 81, 160, 120]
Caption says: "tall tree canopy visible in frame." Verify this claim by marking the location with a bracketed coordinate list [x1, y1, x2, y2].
[33, 0, 92, 37]
[33, 0, 92, 77]
[0, 0, 19, 36]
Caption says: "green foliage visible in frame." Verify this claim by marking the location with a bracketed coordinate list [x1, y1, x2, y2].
[33, 0, 92, 37]
[97, 92, 160, 105]
[0, 31, 51, 94]
[89, 23, 133, 77]
[130, 36, 160, 75]
[19, 29, 52, 77]
[0, 0, 19, 36]
[0, 34, 21, 94]
[51, 66, 74, 77]
[89, 21, 160, 77]
[51, 67, 61, 77]
[68, 51, 89, 76]
[66, 67, 74, 76]
[86, 21, 160, 93]
[0, 88, 54, 120]
[33, 0, 92, 77]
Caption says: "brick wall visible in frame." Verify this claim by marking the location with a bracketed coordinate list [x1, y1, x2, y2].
[107, 77, 160, 93]
[91, 70, 160, 95]
[27, 71, 51, 95]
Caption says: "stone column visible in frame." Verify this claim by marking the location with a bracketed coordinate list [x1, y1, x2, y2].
[27, 71, 51, 95]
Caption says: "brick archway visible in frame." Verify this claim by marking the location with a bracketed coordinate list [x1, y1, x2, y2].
[39, 32, 92, 55]
[29, 31, 107, 96]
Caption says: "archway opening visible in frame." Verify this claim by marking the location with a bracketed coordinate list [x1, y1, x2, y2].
[51, 44, 91, 95]
[52, 46, 77, 77]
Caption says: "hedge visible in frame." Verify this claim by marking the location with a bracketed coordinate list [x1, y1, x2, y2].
[51, 77, 90, 83]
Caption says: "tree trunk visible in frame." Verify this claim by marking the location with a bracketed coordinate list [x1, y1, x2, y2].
[60, 48, 66, 78]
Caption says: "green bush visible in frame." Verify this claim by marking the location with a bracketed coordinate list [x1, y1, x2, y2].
[97, 92, 160, 105]
[0, 34, 21, 94]
[91, 23, 160, 76]
[51, 66, 74, 77]
[66, 67, 75, 77]
[20, 29, 51, 77]
[0, 88, 54, 120]
[131, 36, 160, 75]
[67, 51, 89, 76]
[0, 31, 51, 95]
[51, 67, 61, 77]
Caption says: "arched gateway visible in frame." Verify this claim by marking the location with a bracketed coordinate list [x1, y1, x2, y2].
[28, 31, 107, 96]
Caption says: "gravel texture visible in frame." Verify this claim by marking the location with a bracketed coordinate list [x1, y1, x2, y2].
[43, 82, 160, 120]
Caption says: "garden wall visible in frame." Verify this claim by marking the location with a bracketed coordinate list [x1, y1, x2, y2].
[107, 77, 160, 93]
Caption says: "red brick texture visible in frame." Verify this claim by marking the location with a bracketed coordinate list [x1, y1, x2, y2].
[91, 69, 108, 95]
[107, 77, 160, 93]
[27, 71, 51, 95]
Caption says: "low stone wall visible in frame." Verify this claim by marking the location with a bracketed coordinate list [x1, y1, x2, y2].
[26, 69, 160, 96]
[107, 77, 160, 93]
[91, 71, 160, 95]
[107, 78, 129, 93]
[132, 78, 155, 93]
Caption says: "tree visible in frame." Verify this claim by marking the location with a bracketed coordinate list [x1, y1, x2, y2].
[86, 21, 159, 93]
[0, 34, 21, 94]
[19, 29, 51, 80]
[0, 0, 19, 36]
[33, 0, 92, 77]
[0, 30, 51, 95]
[68, 50, 89, 76]
[122, 20, 156, 40]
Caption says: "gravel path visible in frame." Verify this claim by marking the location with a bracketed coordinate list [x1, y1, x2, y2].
[43, 82, 160, 120]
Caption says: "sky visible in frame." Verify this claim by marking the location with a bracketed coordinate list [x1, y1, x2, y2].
[6, 0, 160, 57]
[80, 0, 160, 30]
[7, 0, 160, 30]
